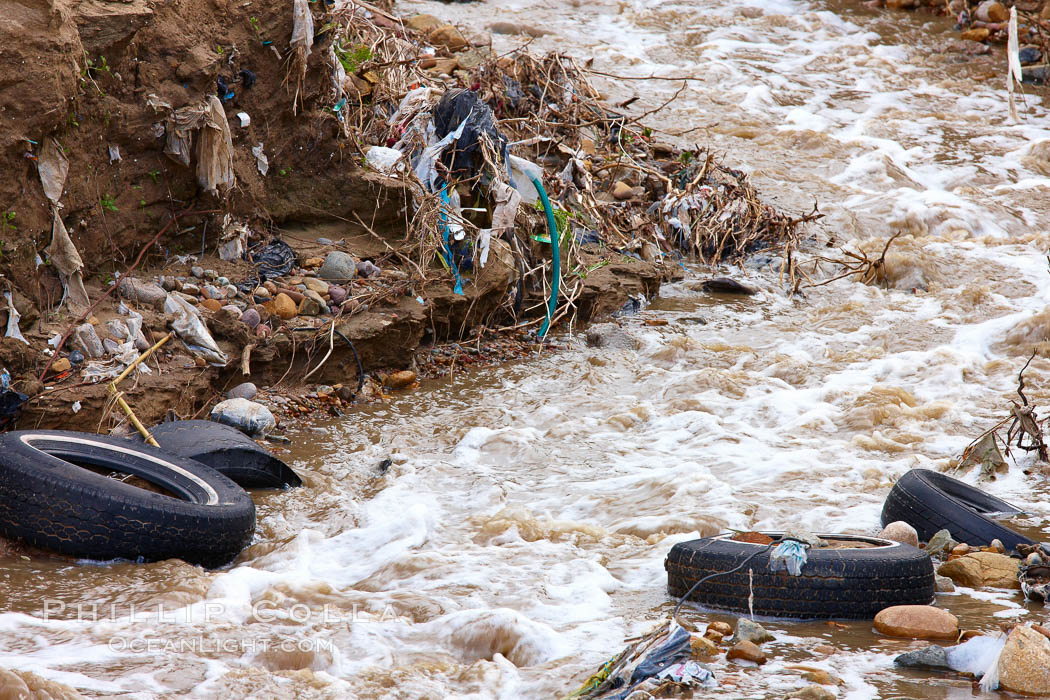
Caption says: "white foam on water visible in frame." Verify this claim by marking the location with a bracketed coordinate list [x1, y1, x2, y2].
[6, 0, 1050, 696]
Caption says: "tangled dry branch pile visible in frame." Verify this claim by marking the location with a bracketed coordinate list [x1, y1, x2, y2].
[302, 2, 819, 331]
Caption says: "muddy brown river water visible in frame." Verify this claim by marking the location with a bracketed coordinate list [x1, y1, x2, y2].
[3, 0, 1050, 697]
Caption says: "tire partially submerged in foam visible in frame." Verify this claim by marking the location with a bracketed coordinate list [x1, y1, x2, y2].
[140, 419, 302, 489]
[0, 430, 255, 567]
[665, 532, 935, 620]
[881, 468, 1032, 552]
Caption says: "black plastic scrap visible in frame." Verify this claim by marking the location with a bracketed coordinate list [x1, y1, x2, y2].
[0, 389, 27, 429]
[238, 238, 296, 292]
[432, 89, 508, 179]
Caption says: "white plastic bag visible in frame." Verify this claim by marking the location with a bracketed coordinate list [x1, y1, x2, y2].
[211, 398, 276, 437]
[366, 146, 405, 175]
[119, 303, 151, 350]
[508, 155, 542, 204]
[164, 293, 228, 366]
[218, 217, 250, 261]
[769, 540, 808, 576]
[3, 292, 27, 345]
[164, 102, 209, 167]
[387, 86, 434, 126]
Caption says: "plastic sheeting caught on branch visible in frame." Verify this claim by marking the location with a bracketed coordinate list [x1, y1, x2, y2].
[289, 0, 315, 113]
[164, 101, 209, 167]
[36, 138, 69, 206]
[197, 95, 236, 195]
[46, 209, 90, 311]
[290, 0, 314, 55]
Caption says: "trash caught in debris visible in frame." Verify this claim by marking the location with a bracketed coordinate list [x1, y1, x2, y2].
[0, 388, 28, 429]
[164, 293, 228, 366]
[769, 539, 809, 576]
[365, 146, 405, 174]
[218, 217, 251, 261]
[1019, 554, 1050, 602]
[252, 143, 269, 175]
[954, 354, 1049, 477]
[3, 292, 27, 345]
[244, 238, 296, 287]
[563, 620, 715, 699]
[210, 397, 276, 437]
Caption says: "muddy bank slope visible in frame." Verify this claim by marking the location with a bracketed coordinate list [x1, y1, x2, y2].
[0, 0, 804, 432]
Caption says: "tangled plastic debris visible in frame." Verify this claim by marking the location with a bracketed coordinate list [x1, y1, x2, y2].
[564, 620, 716, 699]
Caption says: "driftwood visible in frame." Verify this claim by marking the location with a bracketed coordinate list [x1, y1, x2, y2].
[957, 353, 1048, 477]
[1007, 353, 1049, 462]
[800, 231, 902, 292]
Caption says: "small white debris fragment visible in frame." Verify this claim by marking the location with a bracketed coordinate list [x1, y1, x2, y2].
[252, 143, 269, 175]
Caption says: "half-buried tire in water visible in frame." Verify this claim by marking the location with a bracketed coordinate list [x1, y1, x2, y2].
[665, 533, 935, 620]
[0, 430, 255, 567]
[138, 419, 302, 489]
[881, 468, 1032, 552]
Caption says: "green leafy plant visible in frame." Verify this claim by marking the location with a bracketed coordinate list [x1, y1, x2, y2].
[100, 194, 118, 212]
[1, 211, 16, 233]
[216, 45, 225, 56]
[572, 259, 609, 279]
[78, 56, 106, 96]
[533, 201, 571, 239]
[679, 150, 694, 164]
[148, 170, 160, 184]
[249, 16, 261, 34]
[81, 55, 110, 78]
[334, 43, 373, 74]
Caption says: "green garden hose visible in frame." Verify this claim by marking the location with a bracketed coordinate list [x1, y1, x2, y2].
[529, 174, 559, 339]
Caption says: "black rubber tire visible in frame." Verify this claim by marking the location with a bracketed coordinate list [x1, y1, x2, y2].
[139, 420, 302, 489]
[881, 469, 1033, 552]
[0, 430, 255, 567]
[665, 533, 935, 620]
